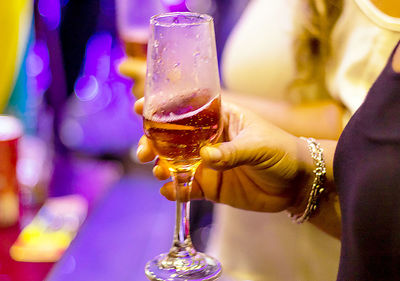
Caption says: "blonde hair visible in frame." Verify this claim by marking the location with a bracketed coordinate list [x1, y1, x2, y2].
[289, 0, 343, 103]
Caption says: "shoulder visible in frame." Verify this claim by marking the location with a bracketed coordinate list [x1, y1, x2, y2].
[393, 43, 400, 73]
[369, 0, 400, 18]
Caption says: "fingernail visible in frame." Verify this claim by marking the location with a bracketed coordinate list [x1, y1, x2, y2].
[136, 144, 144, 156]
[203, 147, 222, 162]
[152, 165, 161, 176]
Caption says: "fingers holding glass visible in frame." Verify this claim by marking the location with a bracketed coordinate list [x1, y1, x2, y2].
[136, 135, 156, 163]
[134, 97, 144, 115]
[152, 158, 170, 181]
[160, 179, 205, 201]
[118, 58, 146, 99]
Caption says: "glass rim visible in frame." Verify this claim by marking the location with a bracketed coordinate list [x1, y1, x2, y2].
[150, 12, 213, 27]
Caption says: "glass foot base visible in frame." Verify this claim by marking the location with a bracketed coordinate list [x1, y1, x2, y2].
[145, 252, 222, 280]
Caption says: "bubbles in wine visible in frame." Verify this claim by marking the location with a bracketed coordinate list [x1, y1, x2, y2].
[143, 88, 221, 162]
[144, 88, 216, 120]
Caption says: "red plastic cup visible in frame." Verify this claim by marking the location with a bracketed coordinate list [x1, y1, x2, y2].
[0, 115, 23, 227]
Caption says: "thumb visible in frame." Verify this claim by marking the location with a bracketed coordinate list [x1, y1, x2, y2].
[134, 97, 144, 115]
[200, 138, 262, 170]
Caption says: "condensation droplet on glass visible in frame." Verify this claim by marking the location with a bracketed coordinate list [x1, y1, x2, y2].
[148, 79, 153, 89]
[194, 50, 201, 66]
[168, 64, 182, 83]
[151, 51, 157, 61]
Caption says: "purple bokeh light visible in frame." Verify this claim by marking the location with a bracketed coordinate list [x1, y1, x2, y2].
[185, 0, 216, 14]
[38, 0, 61, 30]
[62, 32, 140, 156]
[26, 40, 52, 100]
[162, 0, 188, 12]
[74, 76, 99, 102]
[83, 33, 113, 81]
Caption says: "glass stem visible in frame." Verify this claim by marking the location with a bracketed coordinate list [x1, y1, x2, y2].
[169, 169, 197, 258]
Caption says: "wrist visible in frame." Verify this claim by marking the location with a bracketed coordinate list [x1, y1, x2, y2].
[287, 137, 327, 223]
[286, 137, 314, 214]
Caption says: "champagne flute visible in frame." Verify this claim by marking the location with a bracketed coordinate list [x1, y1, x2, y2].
[143, 12, 222, 280]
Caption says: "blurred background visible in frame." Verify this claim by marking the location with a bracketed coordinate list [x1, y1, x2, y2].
[0, 0, 248, 280]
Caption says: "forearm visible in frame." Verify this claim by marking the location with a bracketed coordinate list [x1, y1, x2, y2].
[222, 90, 345, 140]
[220, 94, 343, 238]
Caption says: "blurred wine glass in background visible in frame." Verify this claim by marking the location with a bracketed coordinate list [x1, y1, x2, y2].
[115, 0, 166, 98]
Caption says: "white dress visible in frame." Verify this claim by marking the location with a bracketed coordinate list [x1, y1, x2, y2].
[208, 0, 400, 280]
[327, 0, 400, 115]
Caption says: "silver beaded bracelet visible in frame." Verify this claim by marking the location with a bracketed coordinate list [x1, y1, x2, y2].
[289, 137, 327, 224]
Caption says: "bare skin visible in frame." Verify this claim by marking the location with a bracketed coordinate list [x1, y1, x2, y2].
[223, 91, 344, 140]
[124, 1, 400, 241]
[135, 98, 342, 239]
[119, 59, 345, 141]
[134, 44, 400, 241]
[370, 0, 400, 18]
[393, 40, 400, 72]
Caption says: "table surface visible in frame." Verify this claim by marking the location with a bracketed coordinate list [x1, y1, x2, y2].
[45, 166, 176, 281]
[1, 161, 232, 281]
[0, 224, 54, 281]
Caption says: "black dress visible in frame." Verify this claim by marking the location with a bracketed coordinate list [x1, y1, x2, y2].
[334, 41, 400, 280]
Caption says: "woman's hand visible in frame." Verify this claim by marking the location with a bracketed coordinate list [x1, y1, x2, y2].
[118, 57, 147, 99]
[135, 98, 312, 214]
